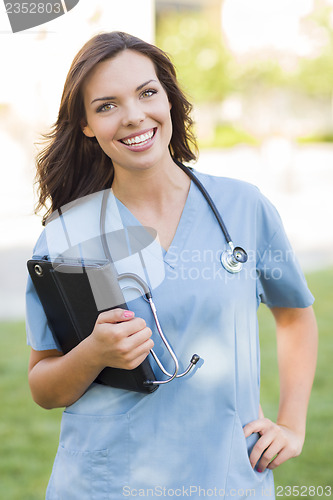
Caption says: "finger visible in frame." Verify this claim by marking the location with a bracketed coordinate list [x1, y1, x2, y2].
[267, 447, 290, 470]
[256, 443, 282, 472]
[117, 338, 155, 370]
[243, 418, 270, 438]
[259, 405, 265, 419]
[117, 317, 147, 337]
[99, 316, 147, 341]
[124, 352, 151, 371]
[97, 308, 135, 324]
[249, 429, 276, 468]
[112, 327, 153, 363]
[123, 327, 153, 351]
[267, 446, 294, 469]
[129, 337, 155, 362]
[265, 452, 279, 470]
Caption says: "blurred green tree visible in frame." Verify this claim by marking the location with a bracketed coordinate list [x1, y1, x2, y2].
[156, 1, 333, 146]
[156, 11, 232, 103]
[294, 0, 333, 97]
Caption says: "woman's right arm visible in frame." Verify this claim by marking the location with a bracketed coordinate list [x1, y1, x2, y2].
[28, 308, 154, 409]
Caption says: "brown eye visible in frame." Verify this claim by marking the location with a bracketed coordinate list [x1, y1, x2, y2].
[141, 89, 157, 98]
[97, 103, 115, 113]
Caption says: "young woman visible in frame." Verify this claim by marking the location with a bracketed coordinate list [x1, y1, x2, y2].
[26, 32, 317, 499]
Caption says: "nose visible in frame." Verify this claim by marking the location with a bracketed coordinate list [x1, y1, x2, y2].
[121, 100, 145, 127]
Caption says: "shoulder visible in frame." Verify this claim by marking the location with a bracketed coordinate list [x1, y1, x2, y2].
[32, 190, 106, 258]
[192, 170, 283, 233]
[32, 229, 48, 257]
[193, 170, 262, 204]
[46, 190, 105, 224]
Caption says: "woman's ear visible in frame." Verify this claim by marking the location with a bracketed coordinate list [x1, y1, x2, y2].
[81, 119, 95, 138]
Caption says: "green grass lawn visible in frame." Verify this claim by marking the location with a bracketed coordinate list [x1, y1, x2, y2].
[0, 321, 62, 499]
[258, 268, 333, 494]
[0, 268, 332, 498]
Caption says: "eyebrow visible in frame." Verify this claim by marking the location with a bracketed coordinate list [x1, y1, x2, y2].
[90, 79, 157, 105]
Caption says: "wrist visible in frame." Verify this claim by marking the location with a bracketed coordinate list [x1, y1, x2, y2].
[276, 418, 306, 442]
[277, 397, 309, 439]
[80, 335, 106, 372]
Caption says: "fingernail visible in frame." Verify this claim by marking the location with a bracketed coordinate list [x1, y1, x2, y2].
[257, 469, 262, 473]
[123, 311, 134, 318]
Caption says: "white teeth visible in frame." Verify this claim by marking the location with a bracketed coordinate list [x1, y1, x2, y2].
[122, 129, 154, 145]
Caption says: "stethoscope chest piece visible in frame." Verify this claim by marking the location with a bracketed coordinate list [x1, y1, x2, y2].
[220, 245, 248, 274]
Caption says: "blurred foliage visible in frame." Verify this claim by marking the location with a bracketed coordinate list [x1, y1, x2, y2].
[156, 1, 333, 146]
[157, 0, 333, 99]
[294, 0, 333, 97]
[198, 124, 259, 149]
[297, 132, 333, 143]
[230, 0, 333, 98]
[156, 11, 232, 103]
[229, 59, 290, 95]
[156, 10, 293, 104]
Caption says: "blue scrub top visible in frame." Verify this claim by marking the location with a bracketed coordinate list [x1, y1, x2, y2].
[26, 172, 314, 499]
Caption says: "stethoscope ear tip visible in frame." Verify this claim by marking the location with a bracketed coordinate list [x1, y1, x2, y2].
[191, 354, 200, 365]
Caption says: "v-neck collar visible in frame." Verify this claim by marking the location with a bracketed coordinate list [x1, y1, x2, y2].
[111, 180, 201, 265]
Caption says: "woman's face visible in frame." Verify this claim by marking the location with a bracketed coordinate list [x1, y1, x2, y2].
[82, 49, 173, 174]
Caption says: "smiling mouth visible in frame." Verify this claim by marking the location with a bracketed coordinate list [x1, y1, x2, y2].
[120, 128, 157, 146]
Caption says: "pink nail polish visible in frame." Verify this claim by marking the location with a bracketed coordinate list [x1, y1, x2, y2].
[257, 469, 262, 473]
[123, 311, 134, 318]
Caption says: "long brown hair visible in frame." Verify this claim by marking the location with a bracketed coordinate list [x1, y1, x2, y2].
[35, 31, 198, 224]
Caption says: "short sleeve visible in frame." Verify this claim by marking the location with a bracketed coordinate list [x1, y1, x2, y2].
[255, 194, 314, 308]
[25, 230, 60, 351]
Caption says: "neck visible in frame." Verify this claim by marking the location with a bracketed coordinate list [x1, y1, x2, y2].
[112, 157, 190, 209]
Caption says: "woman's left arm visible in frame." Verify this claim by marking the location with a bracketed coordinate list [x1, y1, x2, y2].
[244, 305, 318, 472]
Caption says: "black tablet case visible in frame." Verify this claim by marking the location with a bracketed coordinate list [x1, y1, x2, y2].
[27, 258, 158, 393]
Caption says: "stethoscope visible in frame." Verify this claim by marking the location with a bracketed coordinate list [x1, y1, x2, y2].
[99, 161, 248, 387]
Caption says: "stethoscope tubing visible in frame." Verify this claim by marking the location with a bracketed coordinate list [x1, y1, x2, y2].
[99, 181, 200, 385]
[174, 160, 233, 245]
[98, 160, 247, 386]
